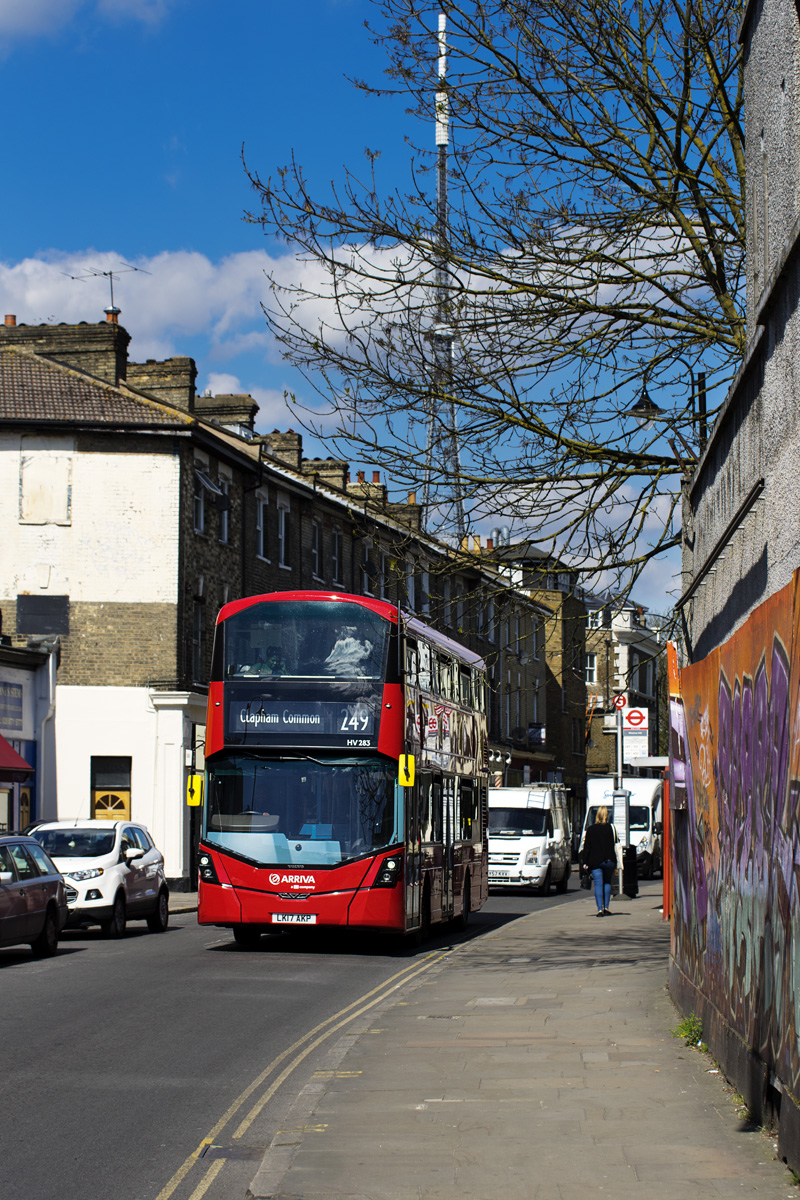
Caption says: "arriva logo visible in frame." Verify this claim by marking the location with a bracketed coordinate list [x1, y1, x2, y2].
[268, 872, 316, 886]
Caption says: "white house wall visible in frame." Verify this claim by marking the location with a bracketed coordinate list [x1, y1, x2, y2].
[0, 435, 180, 604]
[55, 685, 191, 881]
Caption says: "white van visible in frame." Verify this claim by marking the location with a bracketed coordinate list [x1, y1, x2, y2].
[488, 786, 572, 894]
[581, 776, 663, 878]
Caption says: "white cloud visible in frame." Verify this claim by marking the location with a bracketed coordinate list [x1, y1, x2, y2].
[0, 0, 176, 44]
[0, 0, 84, 38]
[0, 248, 279, 361]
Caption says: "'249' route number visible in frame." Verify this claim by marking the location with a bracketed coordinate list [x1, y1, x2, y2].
[340, 707, 370, 732]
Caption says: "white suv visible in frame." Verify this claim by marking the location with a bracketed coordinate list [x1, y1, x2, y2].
[31, 820, 169, 938]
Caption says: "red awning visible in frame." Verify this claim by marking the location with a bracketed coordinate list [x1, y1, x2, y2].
[0, 732, 34, 783]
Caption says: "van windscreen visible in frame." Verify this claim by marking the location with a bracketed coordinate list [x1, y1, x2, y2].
[488, 808, 548, 836]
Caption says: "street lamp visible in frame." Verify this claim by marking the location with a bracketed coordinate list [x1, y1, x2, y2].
[627, 382, 696, 465]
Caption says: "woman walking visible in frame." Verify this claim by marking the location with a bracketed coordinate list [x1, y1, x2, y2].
[580, 806, 617, 916]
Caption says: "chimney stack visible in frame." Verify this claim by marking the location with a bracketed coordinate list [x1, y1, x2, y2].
[4, 315, 16, 326]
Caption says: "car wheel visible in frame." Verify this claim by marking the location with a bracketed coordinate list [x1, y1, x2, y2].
[555, 864, 570, 893]
[147, 889, 169, 933]
[641, 857, 653, 880]
[536, 867, 551, 896]
[101, 893, 127, 939]
[31, 907, 59, 958]
[232, 924, 262, 947]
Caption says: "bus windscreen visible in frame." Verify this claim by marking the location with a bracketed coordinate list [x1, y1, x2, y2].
[204, 754, 398, 866]
[224, 600, 390, 682]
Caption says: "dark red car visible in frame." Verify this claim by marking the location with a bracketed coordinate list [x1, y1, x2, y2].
[0, 834, 68, 956]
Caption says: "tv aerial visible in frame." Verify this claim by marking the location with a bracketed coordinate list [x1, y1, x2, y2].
[63, 262, 151, 318]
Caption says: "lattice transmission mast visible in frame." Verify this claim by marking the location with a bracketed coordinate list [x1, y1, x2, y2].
[420, 12, 467, 543]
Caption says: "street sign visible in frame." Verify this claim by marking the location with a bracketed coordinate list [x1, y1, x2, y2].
[623, 707, 649, 731]
[612, 694, 626, 710]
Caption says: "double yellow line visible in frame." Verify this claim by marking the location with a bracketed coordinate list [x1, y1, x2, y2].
[155, 950, 445, 1200]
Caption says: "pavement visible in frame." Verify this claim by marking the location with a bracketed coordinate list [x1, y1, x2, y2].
[244, 880, 798, 1200]
[170, 891, 198, 914]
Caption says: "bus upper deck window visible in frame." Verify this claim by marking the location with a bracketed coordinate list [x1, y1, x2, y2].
[418, 642, 431, 691]
[405, 641, 418, 685]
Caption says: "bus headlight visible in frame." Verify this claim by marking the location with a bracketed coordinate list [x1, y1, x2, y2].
[373, 854, 403, 888]
[198, 852, 220, 884]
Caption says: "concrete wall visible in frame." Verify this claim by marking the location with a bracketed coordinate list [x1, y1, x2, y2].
[684, 0, 800, 663]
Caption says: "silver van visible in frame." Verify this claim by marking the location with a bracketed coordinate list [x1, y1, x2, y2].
[488, 785, 572, 894]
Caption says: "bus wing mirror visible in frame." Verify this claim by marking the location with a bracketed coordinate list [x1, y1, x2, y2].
[187, 774, 204, 807]
[399, 754, 415, 787]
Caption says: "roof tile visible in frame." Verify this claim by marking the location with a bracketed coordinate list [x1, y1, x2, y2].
[0, 348, 191, 427]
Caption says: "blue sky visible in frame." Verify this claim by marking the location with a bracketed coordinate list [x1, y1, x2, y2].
[0, 0, 678, 613]
[0, 0, 409, 426]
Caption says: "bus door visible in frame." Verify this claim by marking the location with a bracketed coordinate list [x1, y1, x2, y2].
[405, 772, 426, 930]
[442, 775, 456, 919]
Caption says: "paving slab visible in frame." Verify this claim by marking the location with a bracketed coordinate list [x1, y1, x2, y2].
[247, 882, 798, 1200]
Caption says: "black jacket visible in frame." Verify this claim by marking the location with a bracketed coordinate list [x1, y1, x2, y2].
[581, 821, 617, 870]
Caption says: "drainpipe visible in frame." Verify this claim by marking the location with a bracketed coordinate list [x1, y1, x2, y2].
[39, 643, 58, 819]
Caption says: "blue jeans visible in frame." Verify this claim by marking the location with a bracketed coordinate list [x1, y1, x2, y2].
[591, 861, 615, 911]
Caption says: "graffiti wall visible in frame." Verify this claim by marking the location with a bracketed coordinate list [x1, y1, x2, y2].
[671, 572, 800, 1095]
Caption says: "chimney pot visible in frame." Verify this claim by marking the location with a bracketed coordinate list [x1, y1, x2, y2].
[104, 306, 121, 324]
[408, 491, 416, 504]
[372, 471, 380, 483]
[357, 470, 365, 483]
[4, 314, 16, 326]
[487, 537, 494, 551]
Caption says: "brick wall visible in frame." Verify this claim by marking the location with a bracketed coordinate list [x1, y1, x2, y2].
[56, 602, 178, 686]
[0, 321, 130, 384]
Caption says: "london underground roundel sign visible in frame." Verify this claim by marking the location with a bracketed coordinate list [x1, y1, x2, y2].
[623, 707, 649, 729]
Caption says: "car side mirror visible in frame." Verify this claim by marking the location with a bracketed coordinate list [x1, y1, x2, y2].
[654, 822, 663, 835]
[0, 871, 13, 884]
[125, 847, 145, 862]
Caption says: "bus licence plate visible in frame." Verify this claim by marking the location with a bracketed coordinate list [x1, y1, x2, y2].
[272, 913, 317, 924]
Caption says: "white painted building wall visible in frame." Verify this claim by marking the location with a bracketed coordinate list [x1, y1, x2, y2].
[1, 435, 198, 879]
[55, 686, 206, 881]
[0, 434, 180, 603]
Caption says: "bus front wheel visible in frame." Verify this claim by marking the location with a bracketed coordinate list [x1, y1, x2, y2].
[232, 925, 262, 948]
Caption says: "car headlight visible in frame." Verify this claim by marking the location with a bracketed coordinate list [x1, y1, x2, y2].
[524, 849, 538, 864]
[66, 867, 104, 880]
[635, 842, 646, 856]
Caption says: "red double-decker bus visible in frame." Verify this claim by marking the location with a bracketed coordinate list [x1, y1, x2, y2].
[197, 591, 488, 944]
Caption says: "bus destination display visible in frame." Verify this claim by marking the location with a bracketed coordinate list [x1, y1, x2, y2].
[227, 699, 377, 746]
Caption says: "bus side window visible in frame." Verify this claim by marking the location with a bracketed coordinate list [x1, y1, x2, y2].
[460, 783, 475, 841]
[432, 777, 443, 843]
[418, 641, 431, 691]
[459, 667, 471, 706]
[430, 651, 440, 697]
[418, 772, 433, 842]
[405, 640, 418, 687]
